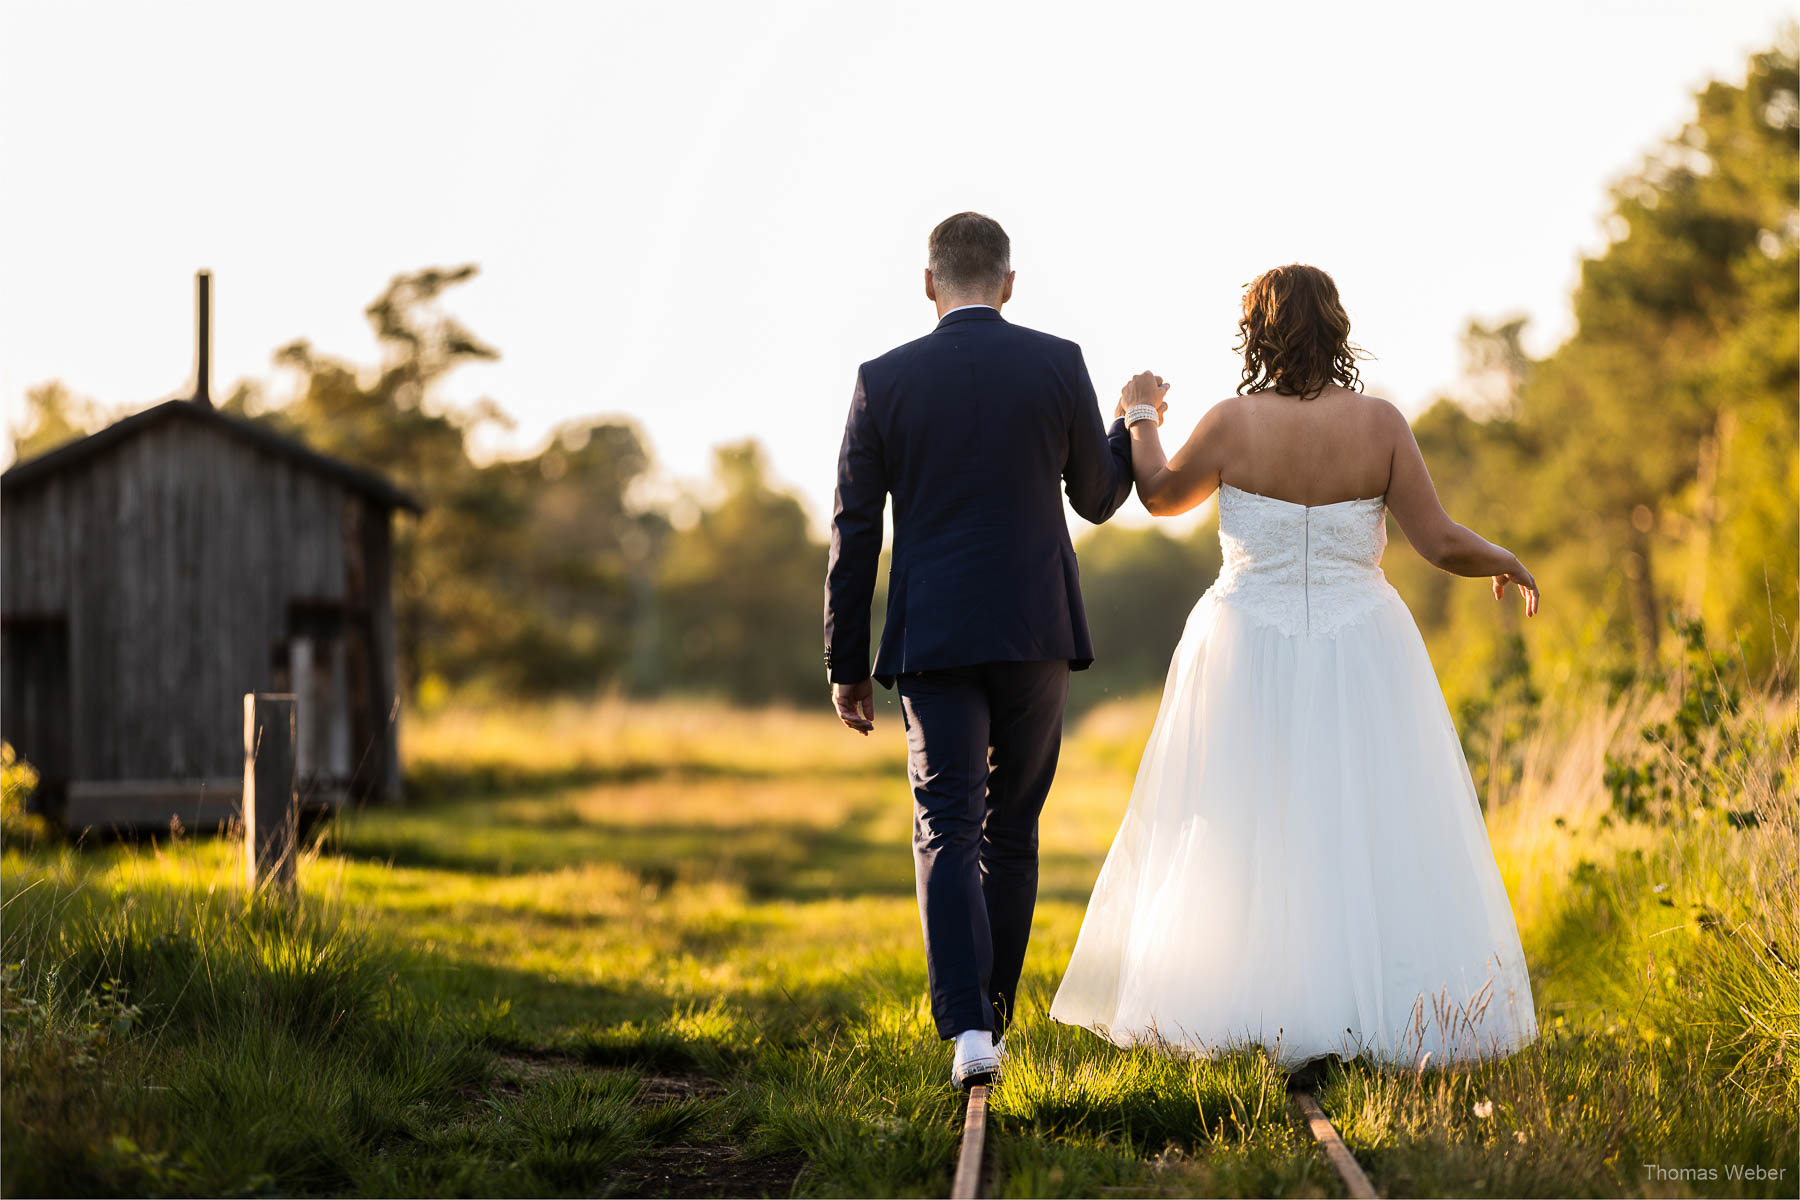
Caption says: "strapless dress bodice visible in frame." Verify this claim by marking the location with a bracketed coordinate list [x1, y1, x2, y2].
[1206, 483, 1401, 637]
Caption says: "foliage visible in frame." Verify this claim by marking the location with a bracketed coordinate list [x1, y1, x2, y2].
[1603, 613, 1796, 823]
[1069, 521, 1224, 711]
[252, 267, 664, 697]
[1, 740, 49, 849]
[0, 961, 143, 1071]
[1399, 39, 1799, 710]
[1455, 632, 1543, 809]
[7, 380, 107, 462]
[656, 441, 828, 704]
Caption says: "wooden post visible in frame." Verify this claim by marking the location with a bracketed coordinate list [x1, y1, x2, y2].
[243, 693, 297, 899]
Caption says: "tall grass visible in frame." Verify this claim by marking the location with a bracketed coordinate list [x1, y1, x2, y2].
[1, 675, 1793, 1196]
[402, 695, 903, 799]
[1, 837, 475, 1195]
[1481, 681, 1797, 1102]
[1340, 670, 1800, 1196]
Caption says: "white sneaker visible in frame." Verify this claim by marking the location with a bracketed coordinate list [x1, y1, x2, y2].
[951, 1030, 1002, 1089]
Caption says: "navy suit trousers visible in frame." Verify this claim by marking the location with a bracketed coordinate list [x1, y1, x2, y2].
[897, 658, 1071, 1039]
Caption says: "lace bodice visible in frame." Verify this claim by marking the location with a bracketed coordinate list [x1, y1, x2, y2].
[1205, 483, 1401, 637]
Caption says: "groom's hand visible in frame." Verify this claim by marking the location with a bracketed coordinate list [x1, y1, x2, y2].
[833, 678, 875, 735]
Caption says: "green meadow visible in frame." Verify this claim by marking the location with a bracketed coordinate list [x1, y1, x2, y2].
[2, 676, 1794, 1197]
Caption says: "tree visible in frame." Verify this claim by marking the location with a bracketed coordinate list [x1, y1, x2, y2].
[489, 419, 661, 693]
[264, 265, 660, 696]
[1071, 521, 1223, 711]
[656, 441, 828, 704]
[1523, 38, 1798, 677]
[1387, 38, 1797, 704]
[9, 381, 102, 462]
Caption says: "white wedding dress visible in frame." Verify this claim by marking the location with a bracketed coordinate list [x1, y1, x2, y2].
[1050, 483, 1538, 1067]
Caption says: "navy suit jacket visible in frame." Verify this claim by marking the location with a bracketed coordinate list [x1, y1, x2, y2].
[824, 306, 1134, 687]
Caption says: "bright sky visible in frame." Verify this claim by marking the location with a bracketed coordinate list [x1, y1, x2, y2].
[2, 1, 1790, 530]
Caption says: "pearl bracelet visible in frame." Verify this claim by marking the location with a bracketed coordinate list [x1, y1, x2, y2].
[1124, 404, 1160, 427]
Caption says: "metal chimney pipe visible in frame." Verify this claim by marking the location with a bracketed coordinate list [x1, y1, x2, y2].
[194, 270, 212, 407]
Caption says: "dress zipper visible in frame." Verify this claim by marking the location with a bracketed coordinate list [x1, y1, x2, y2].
[1303, 507, 1311, 634]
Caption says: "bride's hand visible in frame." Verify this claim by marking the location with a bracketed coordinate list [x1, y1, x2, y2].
[1492, 559, 1539, 617]
[1115, 371, 1171, 425]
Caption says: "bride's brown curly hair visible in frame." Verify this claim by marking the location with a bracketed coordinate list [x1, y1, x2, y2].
[1234, 265, 1367, 400]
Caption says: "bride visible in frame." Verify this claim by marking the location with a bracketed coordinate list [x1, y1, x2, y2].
[1050, 264, 1539, 1069]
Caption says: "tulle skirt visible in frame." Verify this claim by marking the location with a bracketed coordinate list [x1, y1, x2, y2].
[1049, 590, 1538, 1067]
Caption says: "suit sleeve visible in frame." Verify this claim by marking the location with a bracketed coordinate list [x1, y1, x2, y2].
[823, 369, 887, 683]
[1062, 345, 1134, 524]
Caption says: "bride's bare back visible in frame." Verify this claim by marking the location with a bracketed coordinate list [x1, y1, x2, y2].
[1210, 384, 1396, 507]
[1120, 375, 1539, 615]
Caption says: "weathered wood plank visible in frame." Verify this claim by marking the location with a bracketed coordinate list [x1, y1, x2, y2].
[65, 778, 245, 832]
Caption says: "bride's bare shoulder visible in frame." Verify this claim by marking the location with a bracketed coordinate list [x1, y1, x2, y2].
[1200, 393, 1255, 425]
[1182, 395, 1253, 449]
[1342, 389, 1409, 432]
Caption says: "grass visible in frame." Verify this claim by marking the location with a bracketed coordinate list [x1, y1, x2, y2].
[2, 687, 1795, 1197]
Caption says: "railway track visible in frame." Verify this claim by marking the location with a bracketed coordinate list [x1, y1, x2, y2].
[949, 1080, 1375, 1199]
[950, 1083, 989, 1199]
[1290, 1088, 1378, 1198]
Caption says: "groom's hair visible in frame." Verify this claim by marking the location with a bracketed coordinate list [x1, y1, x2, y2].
[928, 212, 1010, 294]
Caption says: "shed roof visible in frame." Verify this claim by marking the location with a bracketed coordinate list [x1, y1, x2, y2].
[1, 399, 422, 513]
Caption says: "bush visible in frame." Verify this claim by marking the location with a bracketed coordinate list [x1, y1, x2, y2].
[1603, 614, 1795, 824]
[1, 741, 50, 849]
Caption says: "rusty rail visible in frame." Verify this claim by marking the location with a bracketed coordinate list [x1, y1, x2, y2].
[951, 1083, 989, 1199]
[1291, 1088, 1377, 1199]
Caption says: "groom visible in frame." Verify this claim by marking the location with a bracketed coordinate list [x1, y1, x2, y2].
[823, 212, 1151, 1088]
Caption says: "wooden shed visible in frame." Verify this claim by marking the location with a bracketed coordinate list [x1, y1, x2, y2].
[1, 272, 420, 833]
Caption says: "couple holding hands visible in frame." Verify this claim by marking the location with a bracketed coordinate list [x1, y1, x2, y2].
[824, 212, 1538, 1088]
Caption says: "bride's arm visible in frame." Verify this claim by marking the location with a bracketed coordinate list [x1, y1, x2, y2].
[1384, 404, 1540, 615]
[1115, 374, 1230, 517]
